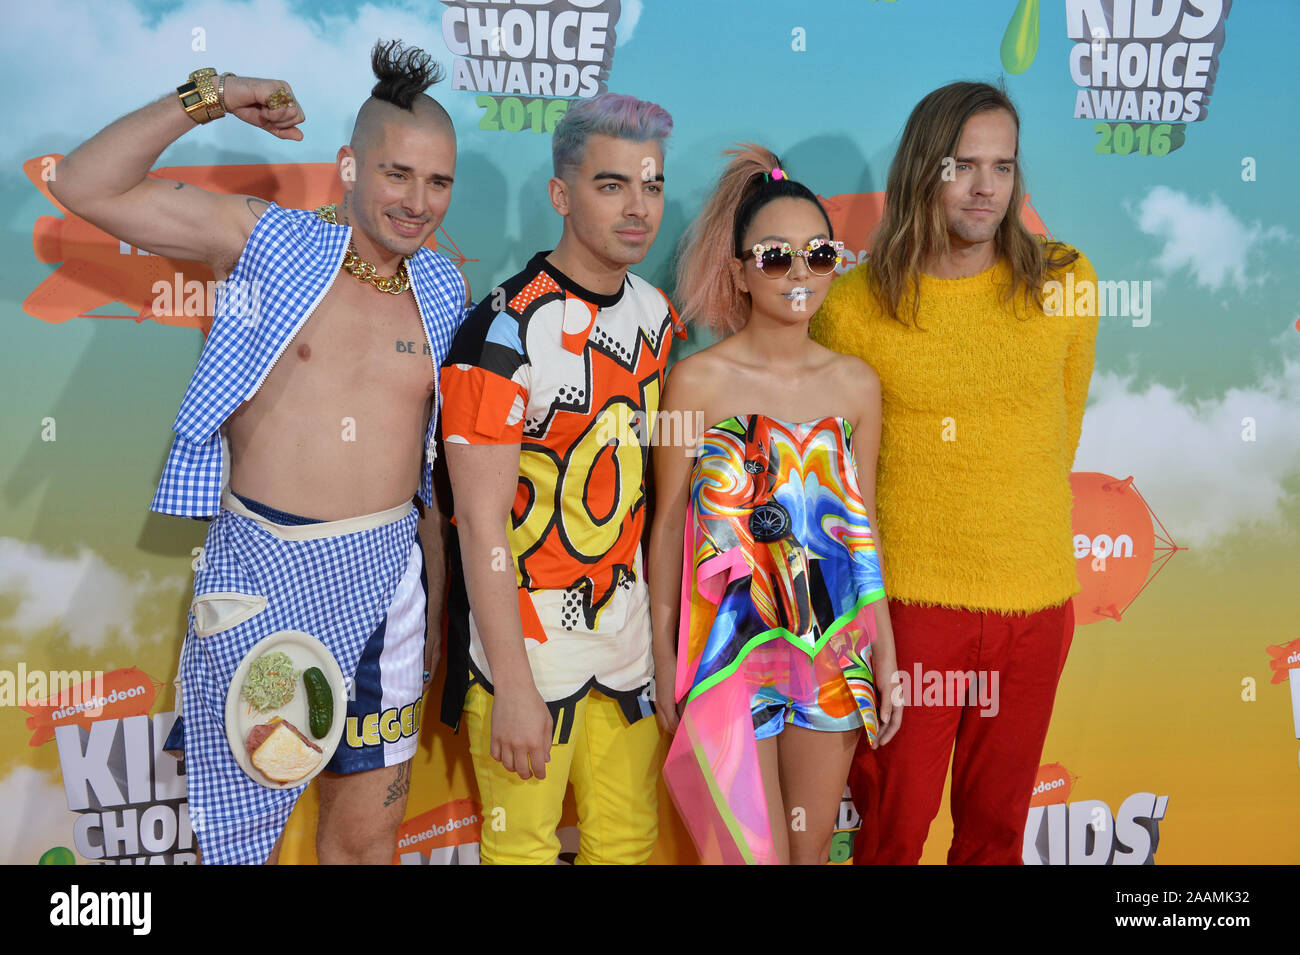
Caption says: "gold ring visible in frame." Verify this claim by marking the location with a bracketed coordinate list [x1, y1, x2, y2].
[266, 87, 293, 110]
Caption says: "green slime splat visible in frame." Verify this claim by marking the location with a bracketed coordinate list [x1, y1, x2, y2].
[1001, 0, 1040, 74]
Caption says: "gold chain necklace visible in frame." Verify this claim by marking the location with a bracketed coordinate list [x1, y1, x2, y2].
[314, 203, 411, 294]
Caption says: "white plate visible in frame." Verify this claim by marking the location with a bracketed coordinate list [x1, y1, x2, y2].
[225, 630, 347, 789]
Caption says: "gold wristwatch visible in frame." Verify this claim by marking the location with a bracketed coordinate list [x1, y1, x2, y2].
[177, 68, 225, 124]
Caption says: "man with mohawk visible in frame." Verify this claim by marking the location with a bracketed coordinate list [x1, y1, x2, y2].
[51, 40, 466, 864]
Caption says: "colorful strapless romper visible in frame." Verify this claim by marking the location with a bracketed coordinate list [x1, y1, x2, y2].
[663, 414, 886, 864]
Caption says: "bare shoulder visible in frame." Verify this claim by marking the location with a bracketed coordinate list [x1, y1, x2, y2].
[838, 352, 880, 396]
[829, 352, 881, 450]
[664, 343, 729, 408]
[810, 341, 879, 395]
[828, 350, 881, 434]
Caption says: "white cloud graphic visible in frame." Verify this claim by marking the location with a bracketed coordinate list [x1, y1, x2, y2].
[1129, 186, 1291, 292]
[0, 766, 83, 865]
[0, 539, 186, 651]
[1074, 352, 1300, 547]
[618, 0, 642, 45]
[1, 0, 484, 167]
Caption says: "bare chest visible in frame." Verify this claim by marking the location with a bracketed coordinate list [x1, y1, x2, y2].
[707, 364, 846, 428]
[253, 274, 436, 407]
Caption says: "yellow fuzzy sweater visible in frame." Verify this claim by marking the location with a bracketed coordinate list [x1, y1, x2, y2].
[810, 250, 1098, 613]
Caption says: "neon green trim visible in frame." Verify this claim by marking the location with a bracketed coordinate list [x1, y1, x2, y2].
[684, 717, 756, 865]
[684, 587, 886, 705]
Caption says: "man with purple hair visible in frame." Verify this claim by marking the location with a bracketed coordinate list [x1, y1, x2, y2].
[440, 92, 681, 863]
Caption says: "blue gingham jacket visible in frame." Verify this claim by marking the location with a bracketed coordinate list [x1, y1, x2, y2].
[151, 203, 466, 518]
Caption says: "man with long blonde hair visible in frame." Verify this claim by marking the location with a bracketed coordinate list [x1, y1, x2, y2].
[811, 81, 1098, 865]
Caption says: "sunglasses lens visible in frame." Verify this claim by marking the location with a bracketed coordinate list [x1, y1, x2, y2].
[759, 249, 792, 278]
[807, 244, 838, 274]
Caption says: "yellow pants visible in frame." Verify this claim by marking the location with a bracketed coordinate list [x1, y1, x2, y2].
[464, 684, 661, 864]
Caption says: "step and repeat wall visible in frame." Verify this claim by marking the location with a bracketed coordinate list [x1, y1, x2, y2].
[2, 0, 1297, 865]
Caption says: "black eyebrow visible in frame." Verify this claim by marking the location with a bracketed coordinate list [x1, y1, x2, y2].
[753, 233, 830, 244]
[380, 161, 453, 182]
[591, 171, 665, 184]
[954, 156, 1017, 165]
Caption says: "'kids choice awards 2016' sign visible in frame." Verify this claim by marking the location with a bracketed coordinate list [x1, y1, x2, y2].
[1065, 0, 1232, 154]
[442, 0, 624, 133]
[3, 0, 1297, 869]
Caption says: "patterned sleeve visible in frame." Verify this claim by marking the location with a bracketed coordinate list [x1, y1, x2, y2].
[440, 297, 531, 445]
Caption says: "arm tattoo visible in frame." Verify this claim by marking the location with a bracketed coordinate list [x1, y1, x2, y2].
[383, 761, 411, 807]
[245, 196, 270, 219]
[173, 181, 185, 190]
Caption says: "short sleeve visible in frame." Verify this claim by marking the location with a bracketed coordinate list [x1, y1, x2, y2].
[441, 298, 531, 445]
[441, 364, 528, 444]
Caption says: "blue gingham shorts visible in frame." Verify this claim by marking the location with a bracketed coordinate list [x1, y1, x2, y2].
[179, 492, 419, 865]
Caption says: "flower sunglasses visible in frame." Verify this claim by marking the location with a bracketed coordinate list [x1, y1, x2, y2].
[746, 238, 845, 279]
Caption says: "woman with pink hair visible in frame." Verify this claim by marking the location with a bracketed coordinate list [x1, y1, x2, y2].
[648, 145, 900, 865]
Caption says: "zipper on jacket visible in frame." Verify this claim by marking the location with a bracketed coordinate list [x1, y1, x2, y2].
[410, 271, 441, 466]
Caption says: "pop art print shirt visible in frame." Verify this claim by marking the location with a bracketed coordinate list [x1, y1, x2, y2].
[441, 252, 683, 706]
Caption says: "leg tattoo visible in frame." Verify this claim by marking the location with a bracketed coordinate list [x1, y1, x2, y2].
[383, 761, 411, 808]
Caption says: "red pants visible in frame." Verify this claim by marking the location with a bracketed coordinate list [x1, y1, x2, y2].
[851, 599, 1074, 865]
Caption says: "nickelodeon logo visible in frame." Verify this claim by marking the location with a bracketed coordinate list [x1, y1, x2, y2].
[1073, 533, 1135, 560]
[1264, 638, 1300, 741]
[1029, 762, 1077, 807]
[1068, 472, 1181, 624]
[396, 813, 479, 848]
[1265, 638, 1300, 685]
[394, 798, 483, 865]
[18, 666, 156, 747]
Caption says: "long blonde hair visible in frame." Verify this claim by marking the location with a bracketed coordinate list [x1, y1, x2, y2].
[870, 81, 1078, 325]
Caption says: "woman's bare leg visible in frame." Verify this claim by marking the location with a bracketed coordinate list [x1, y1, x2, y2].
[777, 725, 862, 865]
[756, 735, 789, 864]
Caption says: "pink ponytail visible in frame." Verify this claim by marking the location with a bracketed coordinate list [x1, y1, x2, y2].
[674, 143, 782, 336]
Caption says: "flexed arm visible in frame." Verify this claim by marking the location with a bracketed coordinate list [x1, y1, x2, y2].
[49, 73, 307, 273]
